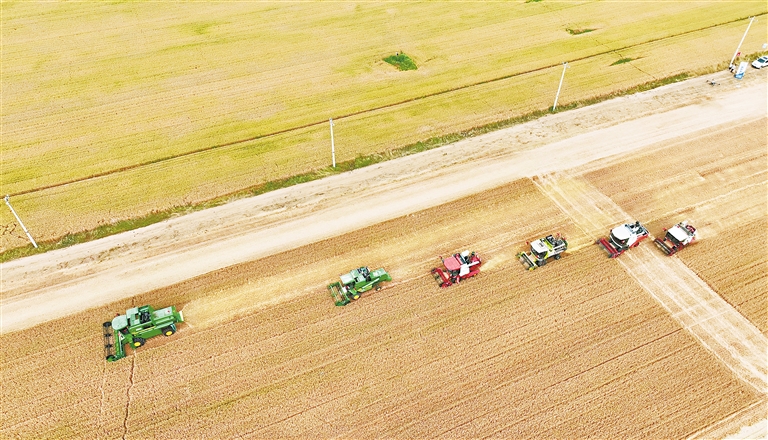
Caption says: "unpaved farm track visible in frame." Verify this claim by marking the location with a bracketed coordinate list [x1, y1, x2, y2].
[1, 70, 765, 334]
[535, 173, 767, 395]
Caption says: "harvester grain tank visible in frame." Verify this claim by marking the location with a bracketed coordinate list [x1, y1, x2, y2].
[103, 304, 184, 362]
[597, 221, 649, 258]
[654, 221, 697, 255]
[518, 234, 567, 270]
[432, 251, 482, 287]
[328, 266, 391, 306]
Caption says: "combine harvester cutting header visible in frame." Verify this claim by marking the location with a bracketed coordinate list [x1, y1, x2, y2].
[597, 221, 649, 258]
[654, 221, 697, 255]
[103, 304, 184, 362]
[518, 234, 567, 270]
[432, 251, 482, 287]
[328, 266, 391, 306]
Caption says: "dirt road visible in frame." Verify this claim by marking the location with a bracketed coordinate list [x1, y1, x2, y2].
[2, 70, 765, 334]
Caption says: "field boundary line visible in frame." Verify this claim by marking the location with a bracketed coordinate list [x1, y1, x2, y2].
[8, 14, 764, 199]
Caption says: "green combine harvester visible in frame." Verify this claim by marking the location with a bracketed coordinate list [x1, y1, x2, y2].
[328, 266, 391, 306]
[103, 304, 184, 362]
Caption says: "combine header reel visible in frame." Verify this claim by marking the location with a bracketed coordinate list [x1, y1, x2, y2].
[597, 221, 649, 258]
[654, 221, 697, 255]
[518, 234, 567, 270]
[328, 266, 392, 306]
[432, 251, 482, 287]
[103, 304, 184, 362]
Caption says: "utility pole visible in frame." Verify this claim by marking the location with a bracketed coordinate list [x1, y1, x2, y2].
[729, 16, 755, 70]
[329, 118, 336, 168]
[553, 62, 568, 111]
[4, 195, 38, 248]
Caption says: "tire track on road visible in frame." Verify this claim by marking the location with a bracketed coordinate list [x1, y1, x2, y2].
[535, 173, 767, 394]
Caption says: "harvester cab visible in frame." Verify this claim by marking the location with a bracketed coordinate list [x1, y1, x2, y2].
[654, 221, 697, 255]
[103, 304, 184, 362]
[597, 221, 649, 258]
[328, 266, 392, 306]
[432, 251, 482, 287]
[518, 234, 568, 270]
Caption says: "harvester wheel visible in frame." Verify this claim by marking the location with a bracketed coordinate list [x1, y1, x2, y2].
[537, 259, 546, 267]
[162, 327, 175, 336]
[554, 254, 561, 260]
[133, 338, 145, 348]
[103, 322, 112, 328]
[352, 294, 360, 300]
[375, 285, 382, 291]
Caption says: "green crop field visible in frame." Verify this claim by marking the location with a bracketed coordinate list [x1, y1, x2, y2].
[1, 2, 766, 253]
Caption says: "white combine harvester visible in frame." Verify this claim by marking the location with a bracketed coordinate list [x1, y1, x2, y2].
[596, 221, 649, 258]
[654, 221, 697, 255]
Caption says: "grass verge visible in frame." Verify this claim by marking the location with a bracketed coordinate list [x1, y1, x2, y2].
[0, 57, 756, 263]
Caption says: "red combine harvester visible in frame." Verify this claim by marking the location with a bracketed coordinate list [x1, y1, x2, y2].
[596, 221, 649, 258]
[431, 251, 482, 288]
[654, 221, 697, 255]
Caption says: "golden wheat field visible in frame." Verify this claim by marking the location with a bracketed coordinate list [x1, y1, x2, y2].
[1, 164, 765, 438]
[2, 4, 767, 439]
[1, 2, 766, 250]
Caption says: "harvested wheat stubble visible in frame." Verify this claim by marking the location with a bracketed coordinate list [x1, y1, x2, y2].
[582, 117, 766, 229]
[678, 218, 768, 336]
[0, 179, 760, 439]
[582, 117, 767, 335]
[147, 253, 755, 439]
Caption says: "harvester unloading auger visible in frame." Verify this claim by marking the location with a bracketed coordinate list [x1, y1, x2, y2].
[432, 251, 482, 287]
[103, 304, 184, 362]
[596, 221, 649, 258]
[654, 221, 697, 255]
[518, 234, 567, 270]
[328, 266, 392, 306]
